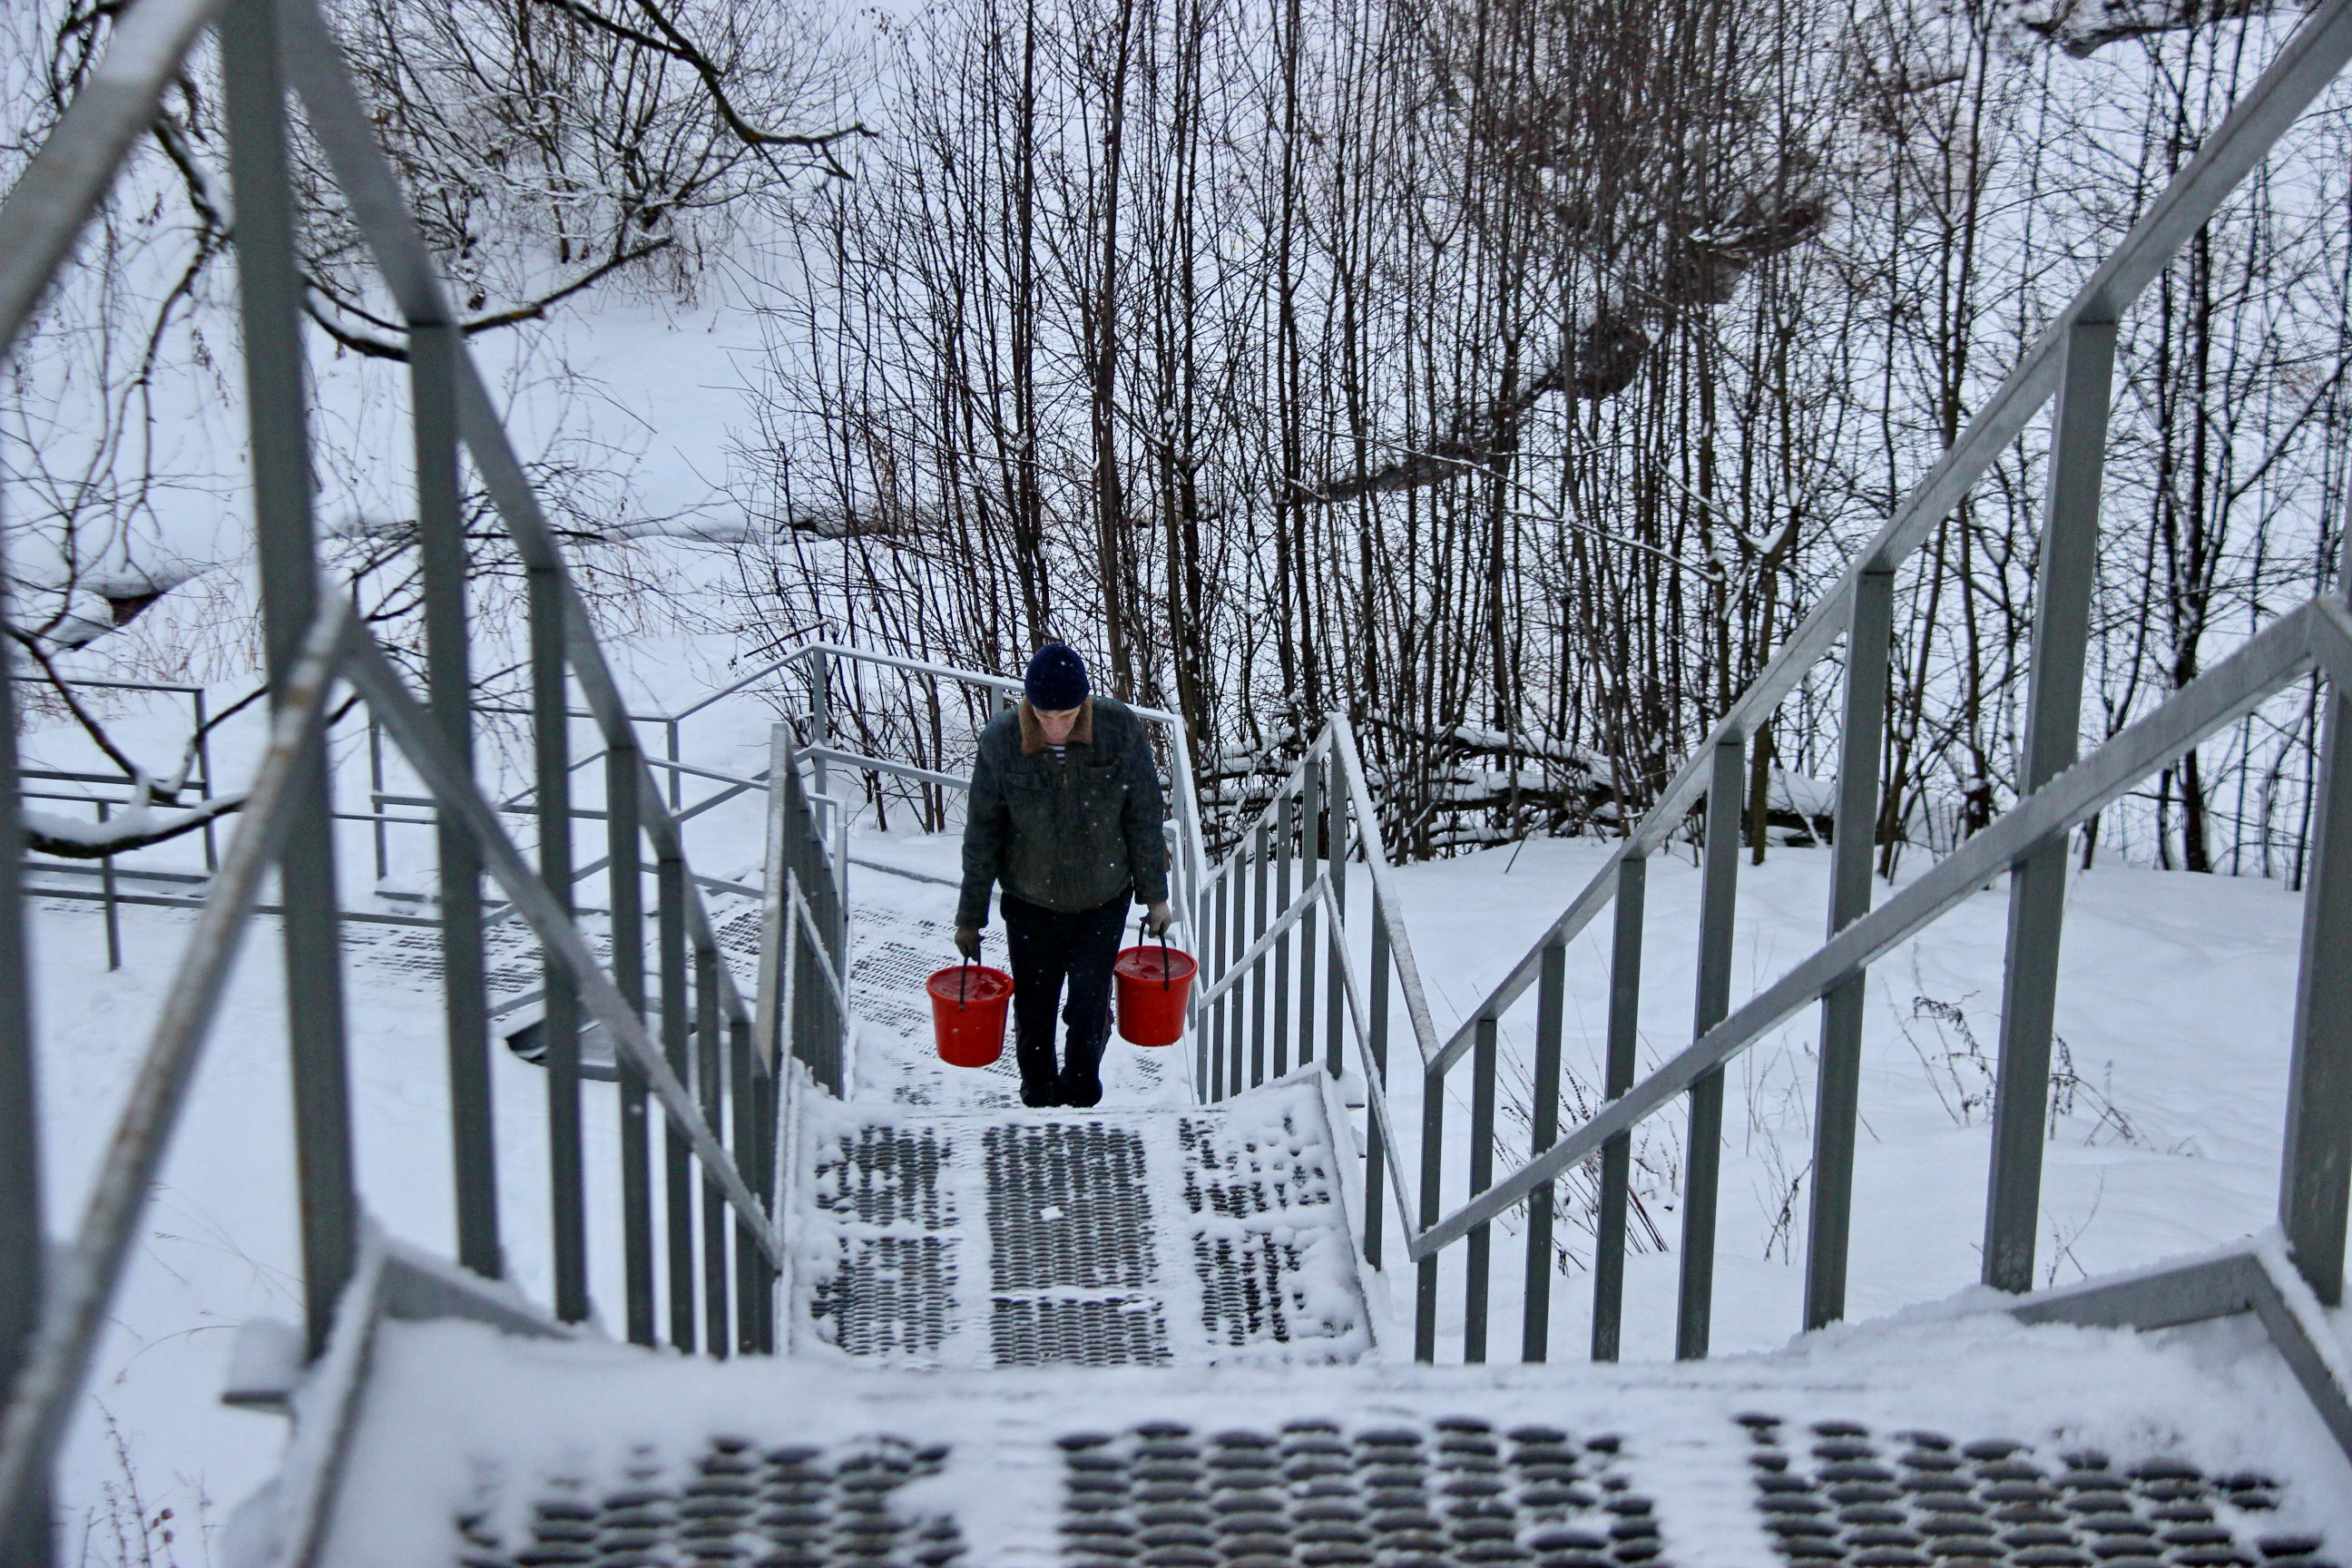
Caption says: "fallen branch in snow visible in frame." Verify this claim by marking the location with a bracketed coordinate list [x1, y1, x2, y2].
[22, 792, 249, 860]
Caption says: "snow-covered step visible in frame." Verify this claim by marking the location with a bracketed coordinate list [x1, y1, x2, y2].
[309, 1304, 2352, 1567]
[789, 1079, 1373, 1368]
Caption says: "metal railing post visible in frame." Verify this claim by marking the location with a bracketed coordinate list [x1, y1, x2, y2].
[808, 650, 831, 802]
[1416, 1048, 1443, 1361]
[1805, 567, 1893, 1329]
[1464, 1014, 1497, 1363]
[1275, 793, 1295, 1078]
[530, 566, 588, 1325]
[1298, 760, 1319, 1083]
[2281, 612, 2352, 1304]
[730, 1013, 765, 1353]
[608, 745, 654, 1345]
[659, 848, 697, 1348]
[413, 320, 500, 1283]
[368, 717, 388, 882]
[666, 717, 682, 812]
[97, 802, 119, 972]
[1226, 851, 1244, 1095]
[696, 942, 729, 1357]
[221, 0, 357, 1359]
[0, 545, 47, 1565]
[1208, 867, 1228, 1101]
[1677, 739, 1744, 1359]
[1251, 822, 1270, 1086]
[1984, 317, 2117, 1294]
[1363, 902, 1391, 1270]
[1326, 758, 1348, 1077]
[1592, 852, 1645, 1362]
[1523, 935, 1566, 1362]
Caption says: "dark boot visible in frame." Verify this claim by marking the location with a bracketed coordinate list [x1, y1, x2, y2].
[1057, 1063, 1103, 1108]
[1057, 995, 1112, 1108]
[1020, 1076, 1064, 1109]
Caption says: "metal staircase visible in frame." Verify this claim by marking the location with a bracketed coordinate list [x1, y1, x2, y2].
[5, 0, 2352, 1563]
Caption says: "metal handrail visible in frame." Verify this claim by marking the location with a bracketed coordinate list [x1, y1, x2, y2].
[1192, 0, 2352, 1367]
[345, 625, 784, 1250]
[1421, 594, 2351, 1256]
[1202, 589, 2352, 1354]
[0, 597, 343, 1532]
[0, 593, 790, 1534]
[0, 0, 803, 1547]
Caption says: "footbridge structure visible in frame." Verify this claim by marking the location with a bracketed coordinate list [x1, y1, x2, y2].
[5, 0, 2352, 1563]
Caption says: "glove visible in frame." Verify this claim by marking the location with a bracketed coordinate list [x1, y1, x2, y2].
[954, 926, 981, 960]
[1143, 901, 1175, 937]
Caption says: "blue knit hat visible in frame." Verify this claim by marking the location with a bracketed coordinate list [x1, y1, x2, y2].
[1024, 642, 1090, 711]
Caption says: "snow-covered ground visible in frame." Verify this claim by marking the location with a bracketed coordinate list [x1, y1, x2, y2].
[32, 796, 2349, 1560]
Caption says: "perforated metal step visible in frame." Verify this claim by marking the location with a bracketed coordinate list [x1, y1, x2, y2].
[793, 1080, 1373, 1369]
[326, 1316, 2352, 1568]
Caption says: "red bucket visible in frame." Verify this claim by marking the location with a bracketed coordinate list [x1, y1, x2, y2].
[926, 964, 1014, 1067]
[1113, 943, 1197, 1047]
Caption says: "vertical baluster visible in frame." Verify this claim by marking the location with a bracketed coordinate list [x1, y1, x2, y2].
[413, 320, 499, 1284]
[97, 802, 119, 972]
[1325, 759, 1348, 1077]
[1805, 570, 1894, 1330]
[808, 650, 831, 802]
[532, 570, 586, 1326]
[1416, 1050, 1443, 1362]
[1251, 821, 1270, 1086]
[1464, 1015, 1497, 1363]
[2281, 517, 2352, 1304]
[1523, 936, 1566, 1362]
[1299, 761, 1319, 1085]
[1209, 867, 1228, 1101]
[1196, 866, 1215, 1102]
[1275, 793, 1294, 1078]
[368, 718, 388, 882]
[754, 1025, 780, 1351]
[609, 750, 653, 1344]
[1229, 848, 1246, 1094]
[730, 1014, 765, 1353]
[0, 441, 45, 1568]
[1985, 317, 2116, 1293]
[193, 689, 219, 874]
[1363, 901, 1390, 1270]
[666, 718, 683, 812]
[659, 850, 696, 1348]
[1592, 853, 1645, 1362]
[1677, 738, 1744, 1360]
[222, 0, 357, 1357]
[697, 944, 729, 1357]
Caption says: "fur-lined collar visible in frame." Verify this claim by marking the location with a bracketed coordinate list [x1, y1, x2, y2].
[1019, 695, 1094, 754]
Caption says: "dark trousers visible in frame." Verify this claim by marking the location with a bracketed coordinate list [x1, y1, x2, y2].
[1001, 891, 1129, 1089]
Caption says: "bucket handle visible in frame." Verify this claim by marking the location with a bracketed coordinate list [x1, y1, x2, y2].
[1141, 913, 1171, 990]
[958, 933, 976, 1009]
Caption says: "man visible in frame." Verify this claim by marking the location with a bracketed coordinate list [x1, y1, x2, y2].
[956, 642, 1174, 1107]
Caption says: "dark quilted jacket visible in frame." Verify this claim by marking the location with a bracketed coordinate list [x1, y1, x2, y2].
[956, 696, 1170, 928]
